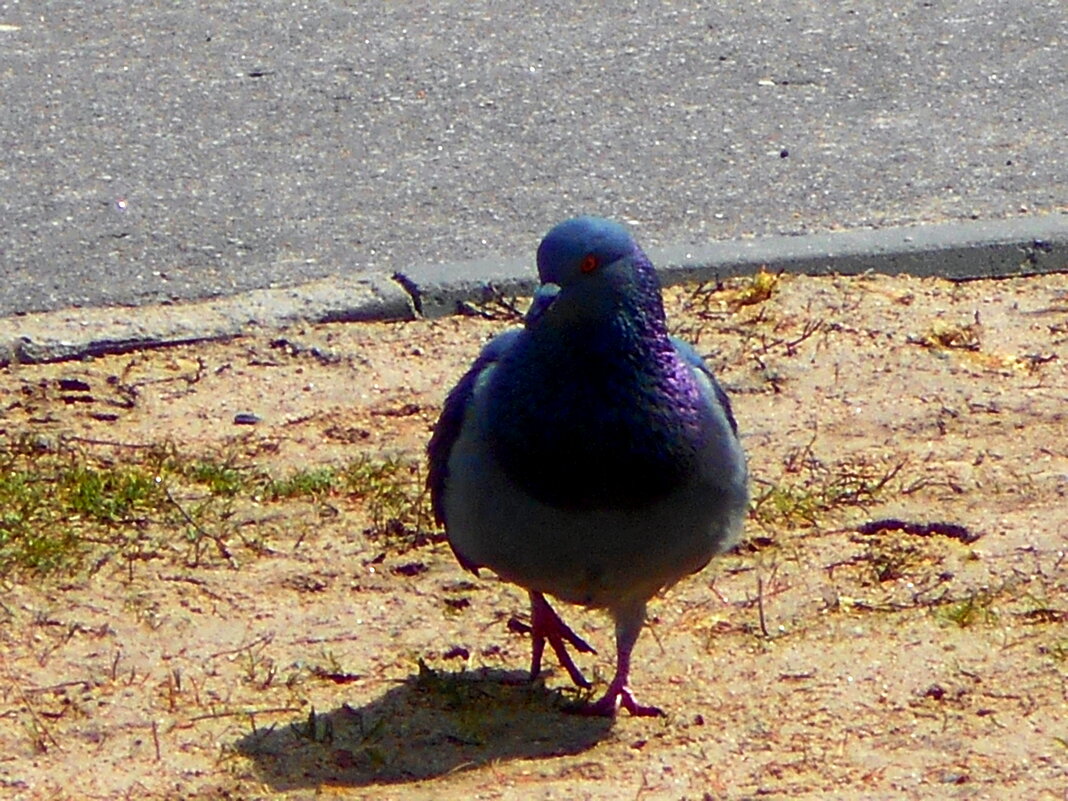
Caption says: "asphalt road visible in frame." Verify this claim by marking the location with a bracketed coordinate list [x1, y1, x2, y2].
[1, 0, 1065, 318]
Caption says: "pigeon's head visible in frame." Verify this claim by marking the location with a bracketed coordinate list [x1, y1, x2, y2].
[536, 216, 638, 288]
[532, 216, 664, 330]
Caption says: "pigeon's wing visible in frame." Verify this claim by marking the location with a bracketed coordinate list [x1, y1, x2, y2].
[427, 329, 523, 527]
[670, 336, 739, 437]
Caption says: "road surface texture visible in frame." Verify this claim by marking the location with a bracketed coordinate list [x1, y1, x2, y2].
[0, 0, 1064, 317]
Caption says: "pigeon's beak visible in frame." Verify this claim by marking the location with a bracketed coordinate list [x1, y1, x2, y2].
[525, 283, 561, 326]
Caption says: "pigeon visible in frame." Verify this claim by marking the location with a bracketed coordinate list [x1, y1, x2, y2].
[428, 216, 749, 716]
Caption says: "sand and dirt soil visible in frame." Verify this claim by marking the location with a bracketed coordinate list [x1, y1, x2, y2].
[0, 272, 1066, 800]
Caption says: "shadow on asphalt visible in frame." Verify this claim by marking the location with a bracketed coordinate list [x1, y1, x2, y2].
[235, 665, 612, 788]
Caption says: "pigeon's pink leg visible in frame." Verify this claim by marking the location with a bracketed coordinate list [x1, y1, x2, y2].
[528, 591, 595, 688]
[578, 602, 663, 717]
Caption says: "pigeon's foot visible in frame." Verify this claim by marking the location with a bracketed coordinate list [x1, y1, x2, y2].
[574, 679, 664, 718]
[528, 592, 596, 688]
[568, 599, 661, 717]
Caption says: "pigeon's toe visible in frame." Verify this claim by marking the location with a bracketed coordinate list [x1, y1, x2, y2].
[529, 591, 595, 688]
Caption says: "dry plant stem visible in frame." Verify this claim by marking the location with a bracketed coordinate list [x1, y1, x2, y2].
[1, 649, 61, 751]
[164, 485, 239, 569]
[757, 575, 770, 638]
[208, 632, 274, 660]
[186, 706, 301, 724]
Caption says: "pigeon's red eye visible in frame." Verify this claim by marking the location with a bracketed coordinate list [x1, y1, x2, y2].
[580, 254, 598, 273]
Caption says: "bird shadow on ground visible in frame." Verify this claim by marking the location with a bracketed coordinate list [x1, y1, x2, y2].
[235, 664, 613, 789]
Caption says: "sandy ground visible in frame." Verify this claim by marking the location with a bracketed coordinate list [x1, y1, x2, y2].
[1, 272, 1066, 800]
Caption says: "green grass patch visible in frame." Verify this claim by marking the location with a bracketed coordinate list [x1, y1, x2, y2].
[934, 590, 999, 628]
[181, 457, 249, 497]
[261, 466, 340, 500]
[61, 465, 165, 522]
[340, 457, 435, 546]
[0, 436, 437, 579]
[752, 443, 907, 531]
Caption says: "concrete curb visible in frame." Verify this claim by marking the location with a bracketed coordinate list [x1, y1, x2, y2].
[0, 274, 414, 366]
[2, 215, 1065, 365]
[399, 214, 1068, 317]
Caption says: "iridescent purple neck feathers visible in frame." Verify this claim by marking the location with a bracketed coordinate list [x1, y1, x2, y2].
[484, 218, 712, 509]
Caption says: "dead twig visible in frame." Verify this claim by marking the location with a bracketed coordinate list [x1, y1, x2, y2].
[164, 486, 239, 569]
[1, 650, 61, 751]
[62, 436, 155, 449]
[856, 518, 980, 545]
[186, 705, 301, 724]
[756, 575, 770, 638]
[757, 318, 825, 356]
[208, 632, 274, 660]
[156, 572, 227, 602]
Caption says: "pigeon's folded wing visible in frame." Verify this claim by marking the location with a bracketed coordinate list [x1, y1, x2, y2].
[427, 328, 523, 527]
[670, 336, 740, 437]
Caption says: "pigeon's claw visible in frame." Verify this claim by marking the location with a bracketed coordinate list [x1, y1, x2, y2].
[577, 680, 665, 717]
[529, 591, 595, 688]
[571, 600, 662, 717]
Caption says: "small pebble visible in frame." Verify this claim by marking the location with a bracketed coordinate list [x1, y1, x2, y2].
[58, 377, 91, 392]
